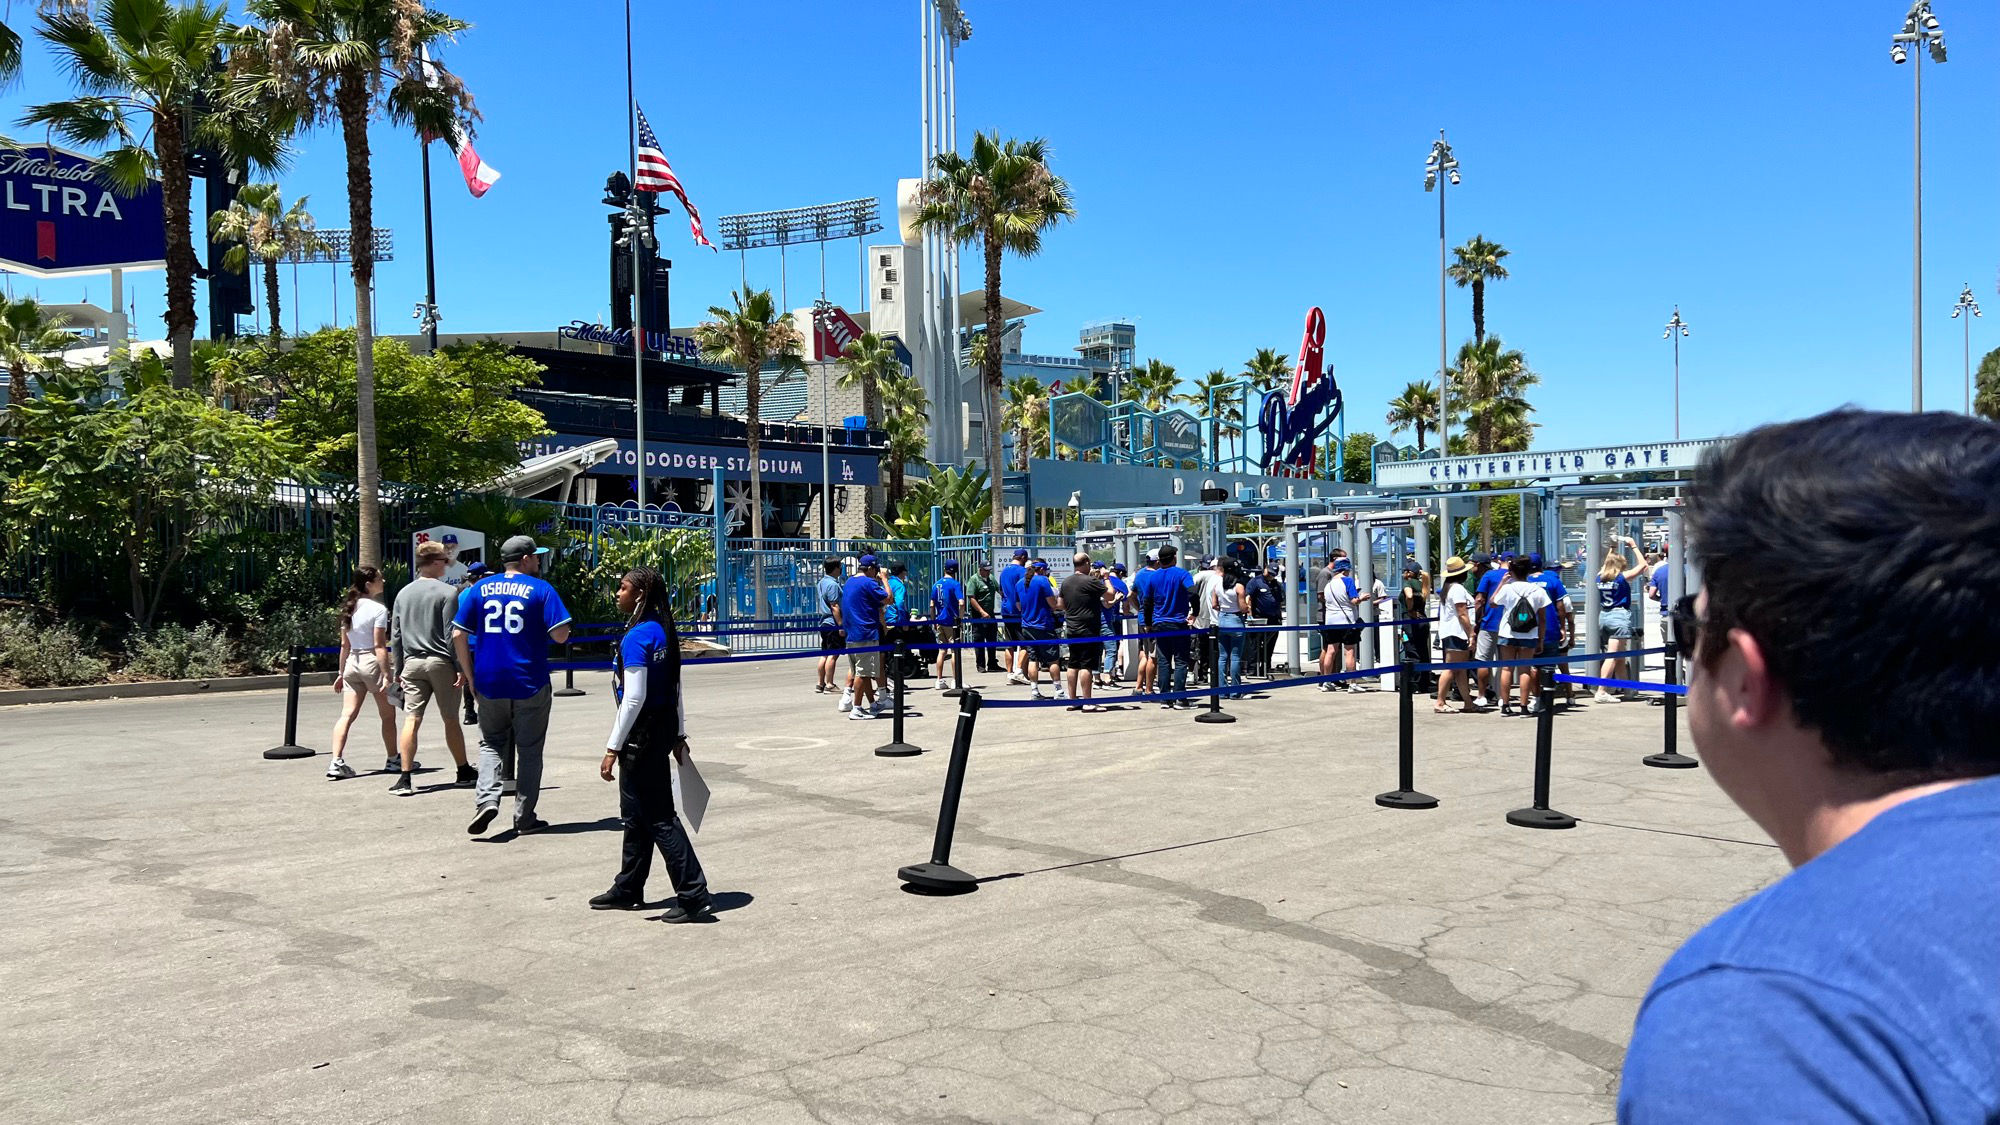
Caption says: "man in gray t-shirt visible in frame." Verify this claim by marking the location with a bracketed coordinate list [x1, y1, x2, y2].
[389, 542, 473, 792]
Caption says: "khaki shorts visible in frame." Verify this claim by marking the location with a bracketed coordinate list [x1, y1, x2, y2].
[341, 651, 384, 694]
[400, 655, 460, 717]
[849, 649, 882, 679]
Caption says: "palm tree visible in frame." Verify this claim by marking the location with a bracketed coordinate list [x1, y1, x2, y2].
[209, 183, 326, 346]
[694, 286, 807, 543]
[1384, 381, 1440, 452]
[877, 368, 929, 509]
[1186, 367, 1244, 462]
[836, 330, 896, 431]
[1447, 235, 1510, 345]
[1450, 335, 1539, 548]
[1127, 357, 1178, 412]
[1241, 347, 1291, 395]
[234, 0, 473, 570]
[1, 297, 79, 433]
[1002, 374, 1047, 469]
[27, 0, 287, 390]
[914, 131, 1075, 531]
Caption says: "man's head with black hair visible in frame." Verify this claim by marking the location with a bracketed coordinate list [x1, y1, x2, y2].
[823, 558, 842, 576]
[1685, 409, 2000, 862]
[888, 561, 907, 577]
[1158, 544, 1179, 567]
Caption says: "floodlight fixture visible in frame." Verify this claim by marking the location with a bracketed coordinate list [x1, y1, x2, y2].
[715, 198, 884, 252]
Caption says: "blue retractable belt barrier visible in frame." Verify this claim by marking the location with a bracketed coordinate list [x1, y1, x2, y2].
[1553, 674, 1686, 696]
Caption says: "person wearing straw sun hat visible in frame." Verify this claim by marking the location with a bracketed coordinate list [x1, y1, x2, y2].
[1433, 556, 1486, 713]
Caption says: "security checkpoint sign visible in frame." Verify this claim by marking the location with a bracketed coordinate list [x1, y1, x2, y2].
[0, 145, 166, 276]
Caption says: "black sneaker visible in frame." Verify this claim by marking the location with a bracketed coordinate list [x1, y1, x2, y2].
[467, 805, 498, 835]
[388, 773, 414, 796]
[514, 815, 550, 835]
[660, 900, 714, 924]
[455, 765, 478, 788]
[589, 891, 644, 910]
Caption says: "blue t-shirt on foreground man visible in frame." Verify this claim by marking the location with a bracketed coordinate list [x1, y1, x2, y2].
[1616, 409, 2000, 1124]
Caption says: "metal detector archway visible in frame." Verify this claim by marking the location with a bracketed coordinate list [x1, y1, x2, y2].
[1582, 498, 1686, 652]
[1351, 510, 1429, 670]
[1078, 524, 1183, 673]
[1278, 510, 1427, 675]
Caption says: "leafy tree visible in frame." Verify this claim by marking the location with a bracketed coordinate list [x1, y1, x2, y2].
[879, 367, 930, 508]
[0, 360, 302, 624]
[1, 297, 79, 434]
[1447, 235, 1510, 346]
[1384, 380, 1440, 451]
[694, 286, 806, 543]
[1125, 357, 1178, 412]
[883, 465, 990, 538]
[1341, 430, 1377, 484]
[1976, 346, 2000, 422]
[209, 183, 326, 345]
[234, 0, 477, 569]
[265, 329, 549, 487]
[26, 0, 290, 388]
[836, 330, 896, 432]
[914, 131, 1075, 531]
[1241, 347, 1290, 395]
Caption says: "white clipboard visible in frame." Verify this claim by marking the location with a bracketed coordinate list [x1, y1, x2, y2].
[673, 757, 710, 833]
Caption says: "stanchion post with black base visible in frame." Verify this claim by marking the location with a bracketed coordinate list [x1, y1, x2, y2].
[898, 690, 982, 894]
[942, 633, 965, 699]
[553, 637, 586, 697]
[1194, 630, 1236, 724]
[264, 644, 316, 760]
[1507, 678, 1576, 829]
[875, 638, 923, 757]
[1644, 640, 1698, 769]
[1376, 661, 1439, 809]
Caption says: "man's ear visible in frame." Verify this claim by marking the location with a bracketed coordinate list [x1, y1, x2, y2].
[1718, 627, 1786, 733]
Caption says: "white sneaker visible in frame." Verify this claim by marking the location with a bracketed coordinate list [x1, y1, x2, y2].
[1318, 683, 1335, 693]
[847, 707, 875, 720]
[1006, 673, 1028, 686]
[326, 758, 357, 779]
[838, 692, 853, 713]
[1054, 685, 1068, 699]
[1594, 690, 1620, 704]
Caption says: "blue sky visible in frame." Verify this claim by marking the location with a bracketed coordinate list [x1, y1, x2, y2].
[5, 0, 1996, 450]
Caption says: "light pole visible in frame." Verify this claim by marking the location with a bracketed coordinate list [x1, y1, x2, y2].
[1951, 284, 1981, 413]
[1663, 307, 1690, 440]
[618, 196, 656, 508]
[1892, 0, 1946, 412]
[1424, 131, 1460, 452]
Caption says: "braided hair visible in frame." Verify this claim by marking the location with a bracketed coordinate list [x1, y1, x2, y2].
[618, 566, 681, 681]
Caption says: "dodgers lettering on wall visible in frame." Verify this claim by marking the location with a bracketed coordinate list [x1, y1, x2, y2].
[0, 144, 166, 276]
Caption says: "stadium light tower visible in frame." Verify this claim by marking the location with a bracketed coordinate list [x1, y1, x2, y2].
[1423, 131, 1460, 452]
[1663, 307, 1691, 440]
[1951, 284, 1981, 413]
[1892, 0, 1946, 411]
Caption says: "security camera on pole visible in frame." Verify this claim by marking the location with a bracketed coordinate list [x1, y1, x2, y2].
[1423, 131, 1460, 452]
[1951, 285, 1981, 414]
[1891, 0, 1947, 412]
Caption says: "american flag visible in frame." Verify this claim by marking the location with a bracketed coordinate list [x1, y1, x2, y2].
[635, 105, 715, 250]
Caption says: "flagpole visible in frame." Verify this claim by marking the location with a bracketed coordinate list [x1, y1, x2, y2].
[419, 136, 438, 353]
[626, 0, 647, 512]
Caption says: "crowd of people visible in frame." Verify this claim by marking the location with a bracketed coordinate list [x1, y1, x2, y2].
[324, 534, 712, 924]
[800, 536, 1680, 719]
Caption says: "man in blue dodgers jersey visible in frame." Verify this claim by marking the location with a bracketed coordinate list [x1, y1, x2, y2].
[1142, 544, 1197, 709]
[998, 548, 1029, 683]
[452, 535, 572, 837]
[929, 560, 964, 690]
[839, 555, 891, 719]
[590, 566, 711, 923]
[1618, 410, 2000, 1123]
[1017, 558, 1064, 700]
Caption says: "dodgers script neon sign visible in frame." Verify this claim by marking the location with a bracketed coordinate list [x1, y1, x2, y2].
[1258, 306, 1343, 476]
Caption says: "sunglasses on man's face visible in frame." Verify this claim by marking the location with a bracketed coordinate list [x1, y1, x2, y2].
[1669, 594, 1702, 654]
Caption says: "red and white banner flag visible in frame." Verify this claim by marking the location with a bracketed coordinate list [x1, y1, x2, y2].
[635, 105, 716, 251]
[453, 139, 500, 198]
[814, 305, 866, 361]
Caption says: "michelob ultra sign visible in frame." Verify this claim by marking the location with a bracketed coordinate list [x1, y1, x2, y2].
[0, 144, 166, 276]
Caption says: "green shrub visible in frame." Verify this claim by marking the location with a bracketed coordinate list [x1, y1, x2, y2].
[125, 621, 232, 681]
[0, 613, 110, 687]
[246, 603, 339, 674]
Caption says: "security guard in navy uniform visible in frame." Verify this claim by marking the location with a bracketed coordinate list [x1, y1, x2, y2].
[590, 567, 713, 923]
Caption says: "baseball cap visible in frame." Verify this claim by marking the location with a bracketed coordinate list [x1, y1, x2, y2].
[1012, 548, 1029, 559]
[1030, 558, 1049, 570]
[464, 562, 490, 579]
[499, 535, 549, 562]
[858, 553, 879, 568]
[1333, 559, 1352, 571]
[1528, 551, 1545, 568]
[1470, 551, 1491, 566]
[943, 559, 959, 571]
[1111, 562, 1127, 574]
[1145, 548, 1160, 562]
